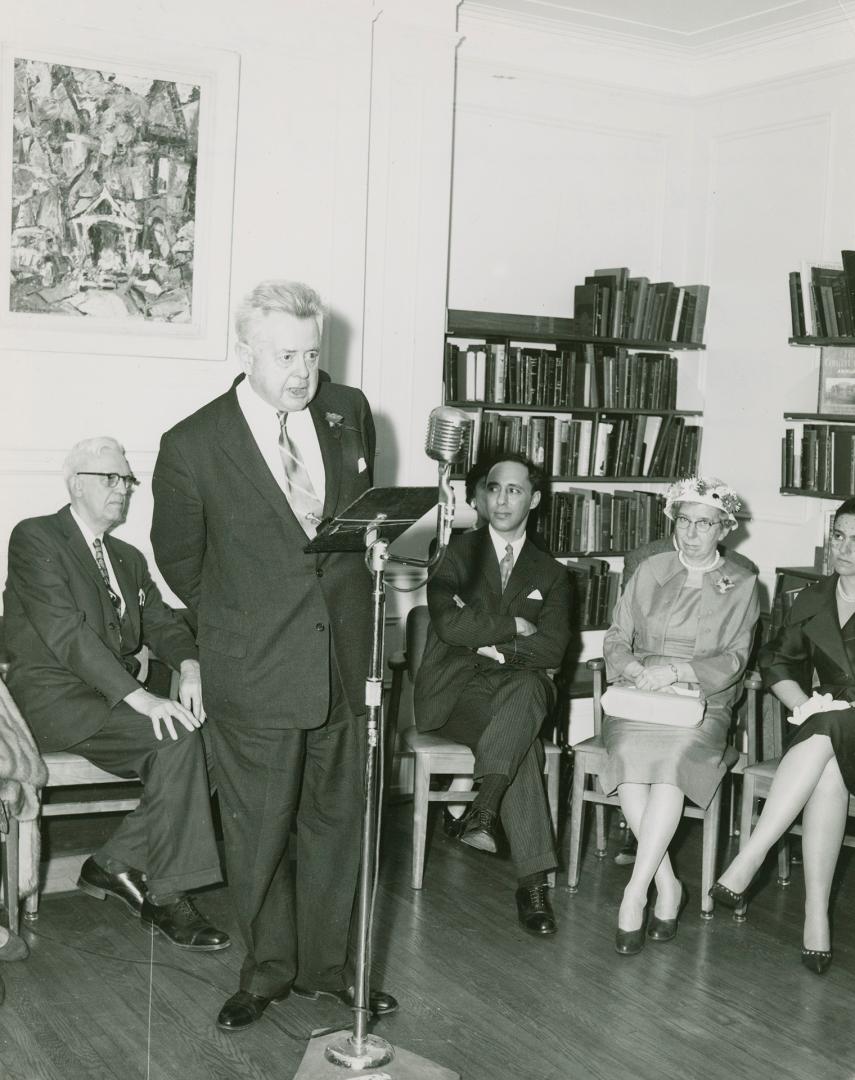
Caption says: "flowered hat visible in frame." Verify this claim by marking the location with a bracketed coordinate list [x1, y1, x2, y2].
[664, 476, 742, 528]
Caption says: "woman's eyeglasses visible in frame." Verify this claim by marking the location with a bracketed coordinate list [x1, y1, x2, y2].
[673, 515, 723, 535]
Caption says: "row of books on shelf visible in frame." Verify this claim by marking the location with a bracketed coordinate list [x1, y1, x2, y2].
[443, 342, 680, 410]
[789, 252, 855, 338]
[564, 559, 619, 629]
[781, 425, 855, 494]
[535, 488, 669, 554]
[572, 266, 709, 344]
[468, 411, 700, 479]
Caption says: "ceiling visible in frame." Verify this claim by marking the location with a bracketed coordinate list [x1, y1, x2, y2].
[466, 0, 855, 48]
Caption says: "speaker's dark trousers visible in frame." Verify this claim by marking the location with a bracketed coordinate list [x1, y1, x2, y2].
[68, 704, 222, 899]
[439, 663, 557, 877]
[209, 669, 364, 999]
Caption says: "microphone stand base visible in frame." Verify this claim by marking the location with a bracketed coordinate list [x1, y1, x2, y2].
[325, 1032, 393, 1070]
[295, 1029, 460, 1079]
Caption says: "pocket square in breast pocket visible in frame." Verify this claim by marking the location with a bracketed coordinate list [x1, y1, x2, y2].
[526, 588, 543, 600]
[138, 588, 146, 608]
[358, 456, 367, 473]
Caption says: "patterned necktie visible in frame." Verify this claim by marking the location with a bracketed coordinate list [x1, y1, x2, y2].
[92, 538, 122, 613]
[277, 412, 324, 538]
[500, 542, 514, 592]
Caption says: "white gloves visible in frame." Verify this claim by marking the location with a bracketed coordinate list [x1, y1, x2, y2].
[788, 692, 853, 726]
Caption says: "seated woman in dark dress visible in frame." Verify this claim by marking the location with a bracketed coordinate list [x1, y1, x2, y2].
[603, 477, 760, 955]
[713, 498, 855, 974]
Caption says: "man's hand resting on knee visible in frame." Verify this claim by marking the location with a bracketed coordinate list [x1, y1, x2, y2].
[123, 663, 204, 741]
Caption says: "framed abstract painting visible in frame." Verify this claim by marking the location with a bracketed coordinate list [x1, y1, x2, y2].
[0, 27, 239, 359]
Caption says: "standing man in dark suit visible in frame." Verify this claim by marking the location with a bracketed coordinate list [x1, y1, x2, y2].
[151, 280, 396, 1032]
[3, 437, 229, 951]
[414, 454, 570, 935]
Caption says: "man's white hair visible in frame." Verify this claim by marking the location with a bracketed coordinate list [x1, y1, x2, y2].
[62, 436, 127, 492]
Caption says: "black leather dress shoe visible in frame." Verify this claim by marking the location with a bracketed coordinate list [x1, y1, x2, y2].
[217, 989, 288, 1031]
[615, 909, 647, 956]
[140, 897, 230, 951]
[801, 947, 833, 975]
[459, 806, 499, 854]
[515, 884, 557, 936]
[77, 857, 147, 916]
[647, 884, 688, 943]
[292, 984, 399, 1015]
[442, 807, 467, 839]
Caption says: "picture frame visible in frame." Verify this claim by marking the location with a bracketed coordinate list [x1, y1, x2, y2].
[818, 346, 855, 415]
[0, 27, 239, 360]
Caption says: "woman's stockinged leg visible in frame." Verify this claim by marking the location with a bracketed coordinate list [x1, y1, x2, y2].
[719, 734, 837, 895]
[617, 782, 684, 930]
[801, 756, 848, 952]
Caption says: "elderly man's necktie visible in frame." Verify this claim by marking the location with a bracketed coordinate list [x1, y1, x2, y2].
[499, 542, 514, 592]
[92, 538, 122, 612]
[277, 412, 324, 538]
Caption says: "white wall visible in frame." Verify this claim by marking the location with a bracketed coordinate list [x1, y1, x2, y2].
[0, 0, 461, 615]
[692, 66, 855, 604]
[448, 14, 855, 609]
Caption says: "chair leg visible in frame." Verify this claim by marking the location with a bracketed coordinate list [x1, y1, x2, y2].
[594, 802, 608, 858]
[700, 786, 722, 921]
[3, 820, 19, 935]
[566, 763, 587, 892]
[776, 835, 791, 887]
[545, 755, 559, 888]
[728, 774, 739, 838]
[411, 753, 431, 890]
[738, 773, 756, 854]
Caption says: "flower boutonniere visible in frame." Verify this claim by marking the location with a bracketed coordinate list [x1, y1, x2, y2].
[325, 411, 344, 436]
[713, 574, 735, 594]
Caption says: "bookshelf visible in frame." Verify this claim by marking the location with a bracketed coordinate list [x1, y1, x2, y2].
[780, 342, 855, 499]
[443, 296, 708, 630]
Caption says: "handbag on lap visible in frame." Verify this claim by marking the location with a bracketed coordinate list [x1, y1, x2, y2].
[601, 685, 705, 728]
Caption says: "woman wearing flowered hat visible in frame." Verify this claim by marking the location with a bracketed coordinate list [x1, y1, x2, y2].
[602, 476, 760, 955]
[713, 497, 855, 974]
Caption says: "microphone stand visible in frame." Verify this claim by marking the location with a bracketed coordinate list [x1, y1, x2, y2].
[296, 479, 460, 1079]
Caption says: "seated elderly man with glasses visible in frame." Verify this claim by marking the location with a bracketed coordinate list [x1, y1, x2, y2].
[3, 436, 228, 951]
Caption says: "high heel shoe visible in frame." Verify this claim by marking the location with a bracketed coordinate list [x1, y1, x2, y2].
[0, 931, 28, 962]
[708, 881, 748, 922]
[801, 947, 832, 975]
[648, 884, 688, 943]
[615, 908, 648, 956]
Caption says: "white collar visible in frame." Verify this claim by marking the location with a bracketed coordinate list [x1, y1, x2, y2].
[69, 506, 104, 548]
[488, 525, 526, 565]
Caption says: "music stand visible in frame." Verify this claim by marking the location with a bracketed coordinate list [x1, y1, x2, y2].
[297, 487, 459, 1078]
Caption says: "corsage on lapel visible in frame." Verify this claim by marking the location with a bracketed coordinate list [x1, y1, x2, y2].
[713, 574, 735, 594]
[325, 412, 344, 437]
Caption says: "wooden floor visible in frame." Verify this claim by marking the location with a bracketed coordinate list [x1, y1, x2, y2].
[2, 802, 855, 1080]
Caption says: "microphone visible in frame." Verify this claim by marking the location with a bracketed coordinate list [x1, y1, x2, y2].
[425, 405, 468, 463]
[424, 406, 468, 562]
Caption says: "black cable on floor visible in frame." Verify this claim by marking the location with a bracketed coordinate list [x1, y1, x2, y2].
[16, 926, 346, 1044]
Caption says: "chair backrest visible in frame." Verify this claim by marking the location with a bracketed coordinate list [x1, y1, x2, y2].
[405, 605, 431, 682]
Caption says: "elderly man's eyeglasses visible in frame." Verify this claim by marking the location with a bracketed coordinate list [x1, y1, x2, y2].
[673, 515, 724, 535]
[76, 472, 139, 491]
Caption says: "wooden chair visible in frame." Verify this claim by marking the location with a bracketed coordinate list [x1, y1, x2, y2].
[0, 616, 169, 930]
[387, 605, 564, 890]
[565, 659, 762, 917]
[739, 691, 855, 886]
